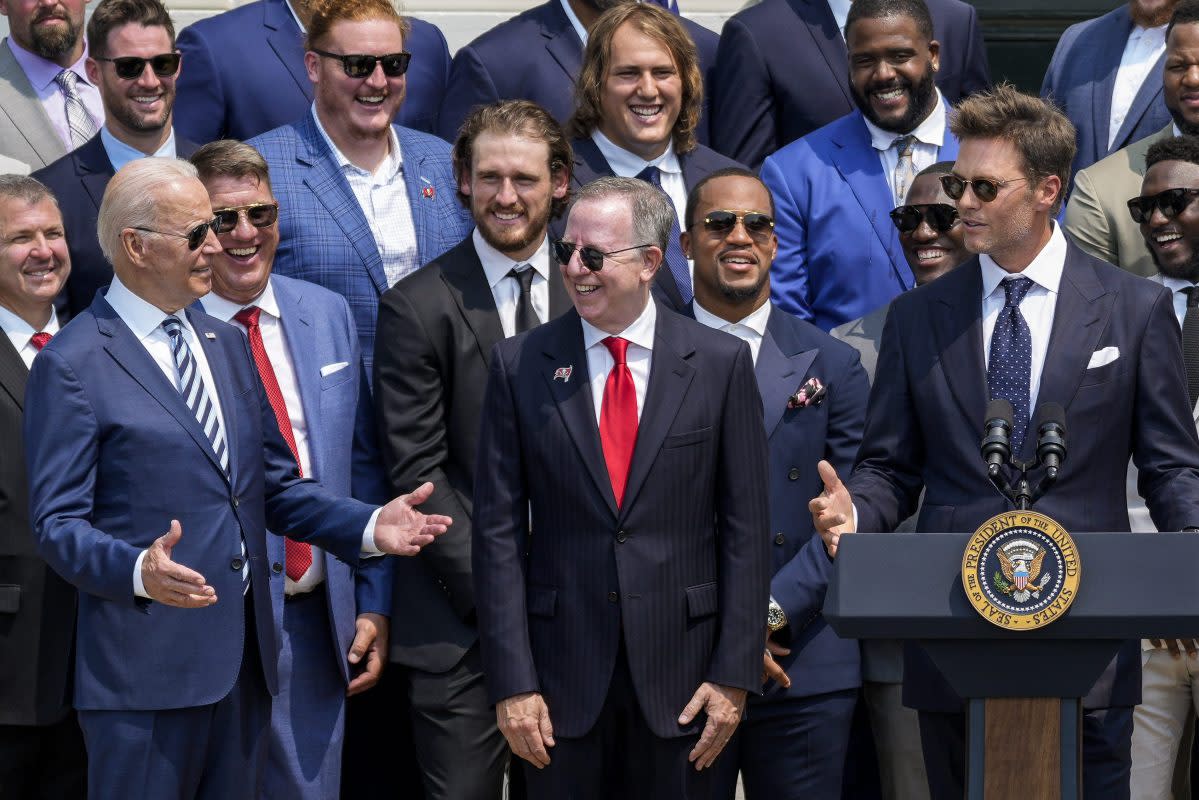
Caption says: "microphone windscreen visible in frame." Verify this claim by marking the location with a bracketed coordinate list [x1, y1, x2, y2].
[1034, 402, 1067, 434]
[985, 398, 1014, 426]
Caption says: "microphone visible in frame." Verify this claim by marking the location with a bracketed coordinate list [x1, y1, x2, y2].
[981, 399, 1014, 478]
[1034, 403, 1067, 480]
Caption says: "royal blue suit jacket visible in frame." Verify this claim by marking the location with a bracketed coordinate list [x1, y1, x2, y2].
[23, 294, 377, 711]
[846, 243, 1199, 711]
[437, 0, 720, 146]
[32, 132, 200, 318]
[1041, 4, 1171, 180]
[711, 0, 989, 169]
[249, 115, 472, 377]
[200, 275, 391, 684]
[762, 105, 960, 331]
[473, 305, 771, 739]
[174, 0, 450, 141]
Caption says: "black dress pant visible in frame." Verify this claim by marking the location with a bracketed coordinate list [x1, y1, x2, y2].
[0, 713, 87, 800]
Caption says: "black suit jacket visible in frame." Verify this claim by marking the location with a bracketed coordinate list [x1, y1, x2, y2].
[374, 235, 573, 672]
[32, 132, 201, 317]
[0, 335, 75, 726]
[847, 242, 1199, 711]
[473, 304, 771, 738]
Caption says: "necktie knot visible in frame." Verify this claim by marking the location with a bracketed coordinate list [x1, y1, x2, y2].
[1185, 285, 1199, 309]
[603, 336, 630, 365]
[55, 69, 79, 94]
[508, 265, 535, 293]
[1002, 276, 1035, 308]
[234, 305, 263, 330]
[893, 134, 916, 157]
[29, 331, 51, 351]
[161, 316, 183, 339]
[636, 165, 662, 188]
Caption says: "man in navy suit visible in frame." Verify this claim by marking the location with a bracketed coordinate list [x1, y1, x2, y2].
[811, 85, 1199, 800]
[439, 0, 719, 147]
[711, 0, 988, 170]
[682, 168, 869, 799]
[22, 157, 452, 800]
[192, 140, 392, 800]
[1042, 0, 1177, 179]
[174, 0, 449, 142]
[33, 0, 199, 318]
[763, 0, 961, 332]
[473, 176, 771, 798]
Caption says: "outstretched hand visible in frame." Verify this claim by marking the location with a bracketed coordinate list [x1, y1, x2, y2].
[141, 520, 217, 607]
[808, 460, 855, 557]
[372, 482, 452, 556]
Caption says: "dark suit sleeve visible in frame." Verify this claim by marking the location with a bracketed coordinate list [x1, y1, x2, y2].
[437, 45, 500, 142]
[956, 4, 992, 98]
[710, 16, 777, 170]
[174, 25, 226, 144]
[472, 344, 540, 703]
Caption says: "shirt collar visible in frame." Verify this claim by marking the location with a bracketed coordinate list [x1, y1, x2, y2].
[580, 296, 658, 353]
[6, 36, 94, 92]
[285, 0, 307, 33]
[827, 0, 853, 37]
[591, 128, 681, 178]
[979, 223, 1068, 299]
[864, 88, 946, 152]
[105, 273, 195, 341]
[200, 278, 281, 323]
[558, 0, 589, 45]
[0, 302, 58, 341]
[692, 298, 771, 338]
[310, 104, 403, 178]
[1159, 274, 1197, 296]
[99, 126, 177, 173]
[473, 228, 551, 289]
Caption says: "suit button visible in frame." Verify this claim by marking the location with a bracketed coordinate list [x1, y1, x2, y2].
[272, 562, 283, 575]
[775, 533, 785, 545]
[607, 591, 618, 603]
[231, 496, 240, 508]
[231, 558, 244, 571]
[787, 468, 801, 481]
[616, 530, 628, 543]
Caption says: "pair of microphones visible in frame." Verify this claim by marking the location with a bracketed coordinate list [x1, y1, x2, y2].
[981, 400, 1067, 508]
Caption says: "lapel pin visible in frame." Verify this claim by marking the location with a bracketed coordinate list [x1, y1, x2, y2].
[421, 185, 435, 199]
[553, 365, 573, 383]
[204, 332, 216, 340]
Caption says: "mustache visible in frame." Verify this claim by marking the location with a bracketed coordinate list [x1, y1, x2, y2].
[32, 6, 68, 23]
[866, 77, 914, 94]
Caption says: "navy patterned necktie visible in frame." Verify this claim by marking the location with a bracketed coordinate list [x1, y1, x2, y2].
[635, 165, 692, 304]
[162, 317, 229, 476]
[988, 277, 1035, 454]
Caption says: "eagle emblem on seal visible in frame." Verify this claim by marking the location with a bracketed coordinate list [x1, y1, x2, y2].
[994, 539, 1052, 603]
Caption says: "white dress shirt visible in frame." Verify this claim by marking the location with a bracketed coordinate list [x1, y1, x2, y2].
[0, 304, 59, 369]
[863, 89, 947, 204]
[828, 0, 853, 40]
[311, 106, 420, 287]
[581, 299, 657, 424]
[474, 229, 550, 338]
[100, 126, 177, 173]
[1110, 24, 1167, 150]
[693, 299, 771, 364]
[560, 0, 589, 44]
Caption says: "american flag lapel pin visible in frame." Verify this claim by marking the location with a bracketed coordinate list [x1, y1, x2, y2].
[553, 365, 573, 383]
[204, 332, 216, 340]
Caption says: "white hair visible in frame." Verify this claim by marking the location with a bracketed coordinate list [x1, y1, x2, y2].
[97, 157, 199, 265]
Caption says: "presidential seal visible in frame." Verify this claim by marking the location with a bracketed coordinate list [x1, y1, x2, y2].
[961, 511, 1081, 630]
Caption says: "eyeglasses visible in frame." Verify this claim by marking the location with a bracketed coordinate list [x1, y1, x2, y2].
[551, 239, 653, 272]
[1127, 188, 1199, 224]
[212, 202, 279, 233]
[310, 49, 411, 79]
[132, 219, 217, 251]
[691, 210, 775, 241]
[92, 53, 181, 80]
[889, 203, 959, 234]
[940, 173, 1029, 203]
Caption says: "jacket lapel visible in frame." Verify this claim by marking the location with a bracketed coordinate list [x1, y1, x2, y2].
[441, 240, 506, 363]
[0, 42, 64, 166]
[1112, 51, 1166, 151]
[75, 135, 114, 212]
[264, 0, 313, 99]
[0, 335, 26, 411]
[547, 259, 571, 318]
[757, 308, 817, 438]
[932, 260, 989, 425]
[188, 309, 241, 482]
[789, 0, 852, 105]
[542, 0, 583, 85]
[1090, 8, 1133, 161]
[273, 277, 323, 468]
[570, 136, 615, 188]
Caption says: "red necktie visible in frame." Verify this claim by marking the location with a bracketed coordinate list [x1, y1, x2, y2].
[600, 336, 638, 507]
[29, 331, 51, 351]
[234, 306, 313, 581]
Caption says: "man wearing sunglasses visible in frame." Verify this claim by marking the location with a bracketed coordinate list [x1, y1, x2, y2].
[762, 0, 961, 333]
[810, 85, 1199, 800]
[33, 0, 200, 319]
[474, 176, 770, 798]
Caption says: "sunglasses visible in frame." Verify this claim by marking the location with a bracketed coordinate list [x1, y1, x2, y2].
[551, 239, 653, 272]
[132, 219, 217, 251]
[940, 173, 1029, 203]
[1127, 188, 1199, 224]
[93, 53, 181, 80]
[890, 203, 959, 234]
[692, 210, 775, 241]
[212, 202, 279, 233]
[311, 48, 411, 79]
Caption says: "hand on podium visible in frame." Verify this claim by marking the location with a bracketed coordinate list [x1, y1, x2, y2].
[809, 460, 855, 557]
[1150, 638, 1199, 659]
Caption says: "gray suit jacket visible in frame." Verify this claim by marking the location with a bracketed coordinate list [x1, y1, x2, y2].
[0, 40, 66, 170]
[1064, 123, 1173, 278]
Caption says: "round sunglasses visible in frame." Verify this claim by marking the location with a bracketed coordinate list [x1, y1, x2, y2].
[212, 202, 279, 232]
[940, 173, 1028, 203]
[889, 203, 959, 234]
[1127, 188, 1199, 224]
[551, 239, 653, 272]
[92, 53, 180, 81]
[690, 209, 775, 241]
[311, 49, 411, 79]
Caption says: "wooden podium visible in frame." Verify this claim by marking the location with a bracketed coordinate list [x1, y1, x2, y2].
[824, 532, 1199, 800]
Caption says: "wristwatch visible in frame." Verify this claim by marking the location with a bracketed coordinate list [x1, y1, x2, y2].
[767, 597, 788, 632]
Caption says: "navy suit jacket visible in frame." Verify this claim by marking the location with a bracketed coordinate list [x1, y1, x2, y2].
[174, 0, 450, 141]
[1041, 4, 1171, 180]
[762, 105, 960, 331]
[711, 0, 990, 169]
[437, 0, 719, 146]
[846, 243, 1199, 711]
[32, 132, 200, 318]
[24, 295, 378, 711]
[473, 305, 771, 739]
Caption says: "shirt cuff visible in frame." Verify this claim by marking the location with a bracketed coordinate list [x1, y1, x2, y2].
[362, 507, 383, 557]
[133, 549, 150, 598]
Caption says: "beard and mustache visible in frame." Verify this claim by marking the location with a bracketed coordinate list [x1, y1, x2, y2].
[23, 5, 83, 60]
[851, 62, 938, 134]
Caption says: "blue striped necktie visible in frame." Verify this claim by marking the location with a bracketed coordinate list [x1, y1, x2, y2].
[162, 316, 229, 476]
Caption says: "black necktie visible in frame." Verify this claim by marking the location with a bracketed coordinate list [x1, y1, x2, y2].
[1182, 286, 1199, 407]
[508, 265, 538, 334]
[635, 165, 692, 303]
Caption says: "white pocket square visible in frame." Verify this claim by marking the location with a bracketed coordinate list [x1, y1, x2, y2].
[1087, 347, 1119, 369]
[320, 361, 349, 377]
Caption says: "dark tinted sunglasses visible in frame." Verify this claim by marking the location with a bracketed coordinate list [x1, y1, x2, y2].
[551, 239, 652, 272]
[212, 203, 279, 233]
[1127, 188, 1199, 224]
[132, 219, 216, 251]
[890, 203, 959, 234]
[692, 210, 775, 241]
[311, 48, 411, 78]
[93, 53, 180, 80]
[940, 173, 1028, 203]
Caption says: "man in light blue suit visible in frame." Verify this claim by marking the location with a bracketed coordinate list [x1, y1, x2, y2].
[762, 0, 960, 332]
[193, 141, 392, 799]
[249, 0, 472, 377]
[1041, 0, 1176, 179]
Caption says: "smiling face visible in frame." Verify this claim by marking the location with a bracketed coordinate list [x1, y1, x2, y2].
[1166, 22, 1199, 135]
[595, 21, 683, 161]
[1139, 159, 1199, 282]
[0, 195, 70, 326]
[87, 24, 177, 146]
[124, 177, 221, 312]
[847, 13, 939, 134]
[0, 0, 87, 64]
[202, 173, 279, 305]
[899, 173, 969, 284]
[306, 17, 406, 149]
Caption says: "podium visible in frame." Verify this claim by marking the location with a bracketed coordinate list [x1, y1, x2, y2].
[824, 531, 1199, 800]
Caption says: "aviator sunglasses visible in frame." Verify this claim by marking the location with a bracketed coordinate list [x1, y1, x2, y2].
[311, 49, 411, 79]
[940, 173, 1028, 203]
[1127, 188, 1199, 224]
[132, 219, 219, 251]
[889, 203, 959, 234]
[92, 53, 180, 80]
[691, 210, 775, 241]
[551, 239, 653, 272]
[212, 202, 280, 232]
